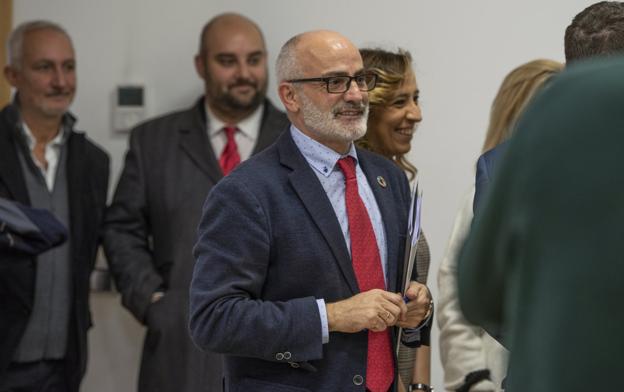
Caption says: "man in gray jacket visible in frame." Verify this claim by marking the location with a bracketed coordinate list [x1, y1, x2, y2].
[0, 21, 109, 392]
[104, 13, 287, 392]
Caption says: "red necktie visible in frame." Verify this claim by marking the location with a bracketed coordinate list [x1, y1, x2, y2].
[337, 156, 394, 392]
[219, 126, 241, 176]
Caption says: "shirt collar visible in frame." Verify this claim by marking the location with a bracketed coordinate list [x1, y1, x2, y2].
[10, 97, 74, 150]
[205, 100, 264, 142]
[290, 125, 358, 177]
[20, 121, 69, 152]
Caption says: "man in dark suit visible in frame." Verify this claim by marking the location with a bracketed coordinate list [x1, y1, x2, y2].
[190, 30, 432, 392]
[103, 13, 287, 392]
[0, 21, 109, 392]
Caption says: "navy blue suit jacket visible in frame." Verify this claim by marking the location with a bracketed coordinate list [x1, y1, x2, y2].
[473, 141, 509, 213]
[190, 130, 412, 392]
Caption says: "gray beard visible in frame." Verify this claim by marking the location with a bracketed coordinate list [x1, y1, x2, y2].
[299, 93, 368, 145]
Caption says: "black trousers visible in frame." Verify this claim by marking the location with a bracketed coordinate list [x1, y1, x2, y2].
[0, 360, 67, 392]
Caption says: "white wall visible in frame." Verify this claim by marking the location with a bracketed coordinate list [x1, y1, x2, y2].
[12, 1, 598, 390]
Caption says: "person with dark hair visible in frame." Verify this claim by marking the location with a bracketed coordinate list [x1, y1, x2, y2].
[564, 1, 624, 63]
[458, 2, 624, 391]
[0, 20, 109, 392]
[357, 47, 433, 392]
[104, 12, 287, 392]
[459, 54, 624, 392]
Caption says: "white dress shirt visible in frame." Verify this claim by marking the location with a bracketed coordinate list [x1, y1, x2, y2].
[205, 103, 264, 161]
[21, 123, 67, 191]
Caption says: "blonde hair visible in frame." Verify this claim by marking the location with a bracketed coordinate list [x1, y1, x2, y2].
[482, 59, 563, 152]
[358, 48, 418, 180]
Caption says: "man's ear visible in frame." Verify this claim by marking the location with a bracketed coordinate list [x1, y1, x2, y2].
[278, 82, 300, 113]
[194, 54, 206, 81]
[4, 65, 18, 87]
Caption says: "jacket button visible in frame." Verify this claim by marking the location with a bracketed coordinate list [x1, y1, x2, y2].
[283, 351, 292, 360]
[275, 352, 284, 361]
[353, 374, 364, 385]
[289, 362, 300, 368]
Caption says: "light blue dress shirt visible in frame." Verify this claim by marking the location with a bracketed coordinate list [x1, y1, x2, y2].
[290, 126, 388, 344]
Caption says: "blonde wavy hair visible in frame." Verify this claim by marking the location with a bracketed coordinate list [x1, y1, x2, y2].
[357, 48, 418, 180]
[482, 59, 563, 152]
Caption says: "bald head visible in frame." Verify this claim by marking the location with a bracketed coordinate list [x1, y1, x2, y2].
[276, 30, 368, 154]
[198, 13, 265, 57]
[276, 30, 361, 82]
[194, 13, 268, 123]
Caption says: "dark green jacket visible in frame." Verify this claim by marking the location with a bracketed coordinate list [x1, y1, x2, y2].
[458, 55, 624, 391]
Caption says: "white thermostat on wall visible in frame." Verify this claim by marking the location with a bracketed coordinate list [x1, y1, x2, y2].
[113, 85, 145, 132]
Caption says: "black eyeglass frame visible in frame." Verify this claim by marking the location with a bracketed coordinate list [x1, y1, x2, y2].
[286, 73, 377, 94]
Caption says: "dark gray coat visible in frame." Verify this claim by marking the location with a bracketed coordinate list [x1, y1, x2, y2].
[104, 98, 287, 392]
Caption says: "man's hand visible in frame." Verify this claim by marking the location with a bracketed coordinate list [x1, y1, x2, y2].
[326, 289, 407, 333]
[397, 281, 432, 328]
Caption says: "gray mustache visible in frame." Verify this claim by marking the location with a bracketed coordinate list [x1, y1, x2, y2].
[333, 103, 367, 115]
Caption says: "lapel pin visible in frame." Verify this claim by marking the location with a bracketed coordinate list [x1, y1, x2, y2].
[377, 176, 387, 188]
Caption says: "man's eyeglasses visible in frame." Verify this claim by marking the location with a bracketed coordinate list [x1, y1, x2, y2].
[287, 73, 377, 94]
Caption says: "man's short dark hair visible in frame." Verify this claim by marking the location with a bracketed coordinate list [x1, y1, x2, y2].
[565, 1, 624, 63]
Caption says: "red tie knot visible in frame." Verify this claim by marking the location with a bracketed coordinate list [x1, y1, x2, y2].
[337, 156, 357, 181]
[224, 126, 237, 140]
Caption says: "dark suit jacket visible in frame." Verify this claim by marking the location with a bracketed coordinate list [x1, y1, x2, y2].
[190, 130, 412, 392]
[0, 104, 109, 391]
[459, 56, 624, 391]
[472, 141, 510, 346]
[104, 97, 287, 392]
[473, 141, 508, 213]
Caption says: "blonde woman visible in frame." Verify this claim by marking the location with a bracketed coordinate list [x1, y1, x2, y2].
[437, 59, 563, 392]
[358, 48, 432, 392]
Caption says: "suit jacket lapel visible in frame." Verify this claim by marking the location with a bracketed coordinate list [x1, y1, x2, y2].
[358, 153, 402, 293]
[0, 107, 30, 204]
[178, 99, 222, 184]
[278, 132, 360, 295]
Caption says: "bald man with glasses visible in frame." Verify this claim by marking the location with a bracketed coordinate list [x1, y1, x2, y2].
[189, 30, 432, 392]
